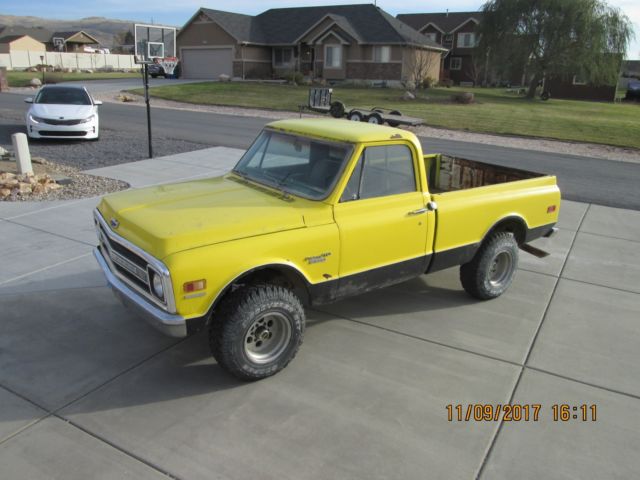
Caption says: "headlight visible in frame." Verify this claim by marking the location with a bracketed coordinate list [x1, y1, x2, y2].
[151, 271, 165, 300]
[80, 114, 95, 124]
[29, 114, 45, 124]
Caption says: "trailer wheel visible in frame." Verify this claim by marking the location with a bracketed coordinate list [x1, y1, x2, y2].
[348, 110, 363, 122]
[366, 113, 383, 125]
[460, 232, 519, 300]
[329, 101, 345, 118]
[386, 110, 402, 127]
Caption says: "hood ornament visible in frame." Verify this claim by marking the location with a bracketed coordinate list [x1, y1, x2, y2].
[110, 218, 119, 229]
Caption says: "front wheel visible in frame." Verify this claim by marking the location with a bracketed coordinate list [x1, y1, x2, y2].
[460, 232, 519, 300]
[210, 285, 305, 381]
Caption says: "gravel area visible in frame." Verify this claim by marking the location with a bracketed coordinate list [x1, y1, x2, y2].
[0, 108, 210, 170]
[0, 157, 129, 201]
[96, 89, 640, 165]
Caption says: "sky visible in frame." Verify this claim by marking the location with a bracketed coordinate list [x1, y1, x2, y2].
[1, 0, 638, 59]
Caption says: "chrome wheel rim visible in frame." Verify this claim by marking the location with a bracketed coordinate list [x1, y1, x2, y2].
[349, 114, 360, 121]
[368, 116, 380, 124]
[489, 251, 513, 287]
[244, 312, 292, 364]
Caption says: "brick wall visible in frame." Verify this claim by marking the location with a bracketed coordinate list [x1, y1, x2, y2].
[232, 61, 272, 79]
[346, 62, 402, 80]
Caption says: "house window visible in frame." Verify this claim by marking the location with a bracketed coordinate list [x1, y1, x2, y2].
[325, 44, 342, 68]
[423, 33, 438, 44]
[274, 48, 293, 67]
[373, 46, 391, 63]
[443, 34, 453, 48]
[450, 57, 462, 70]
[457, 32, 476, 48]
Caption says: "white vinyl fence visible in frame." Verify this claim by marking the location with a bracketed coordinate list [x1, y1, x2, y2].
[0, 51, 139, 71]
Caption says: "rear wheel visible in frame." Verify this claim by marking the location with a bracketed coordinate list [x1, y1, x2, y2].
[460, 232, 519, 300]
[210, 284, 305, 381]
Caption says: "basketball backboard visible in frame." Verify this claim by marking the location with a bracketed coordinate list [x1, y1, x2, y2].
[134, 23, 176, 63]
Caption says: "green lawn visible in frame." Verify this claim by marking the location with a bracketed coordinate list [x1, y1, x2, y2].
[7, 71, 141, 87]
[134, 82, 640, 149]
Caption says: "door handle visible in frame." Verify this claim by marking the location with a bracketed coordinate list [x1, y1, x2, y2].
[407, 208, 428, 216]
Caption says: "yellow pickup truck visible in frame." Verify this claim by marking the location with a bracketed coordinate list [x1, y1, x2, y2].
[94, 119, 560, 380]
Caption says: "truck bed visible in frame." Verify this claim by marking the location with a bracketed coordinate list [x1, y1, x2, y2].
[424, 154, 544, 193]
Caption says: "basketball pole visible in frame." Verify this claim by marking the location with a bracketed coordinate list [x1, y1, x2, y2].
[143, 63, 153, 158]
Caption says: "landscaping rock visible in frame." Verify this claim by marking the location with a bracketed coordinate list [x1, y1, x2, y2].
[30, 77, 42, 87]
[452, 92, 475, 104]
[402, 91, 416, 101]
[219, 73, 230, 82]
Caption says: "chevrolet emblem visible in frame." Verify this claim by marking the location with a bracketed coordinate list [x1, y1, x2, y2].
[110, 218, 119, 229]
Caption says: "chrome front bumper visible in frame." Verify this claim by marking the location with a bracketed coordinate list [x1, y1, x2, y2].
[94, 248, 187, 338]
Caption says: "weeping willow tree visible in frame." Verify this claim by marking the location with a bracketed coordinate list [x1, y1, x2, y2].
[479, 0, 633, 98]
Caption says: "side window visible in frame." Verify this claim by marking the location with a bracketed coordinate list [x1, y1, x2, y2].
[340, 145, 416, 201]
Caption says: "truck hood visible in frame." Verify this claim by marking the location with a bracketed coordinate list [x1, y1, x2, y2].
[97, 175, 330, 259]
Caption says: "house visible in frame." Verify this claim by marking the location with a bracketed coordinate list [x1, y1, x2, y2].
[0, 34, 46, 53]
[397, 11, 483, 85]
[50, 31, 101, 52]
[177, 4, 446, 84]
[0, 26, 53, 45]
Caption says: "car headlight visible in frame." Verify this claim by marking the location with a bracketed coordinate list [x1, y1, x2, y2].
[150, 271, 165, 300]
[29, 114, 45, 124]
[80, 114, 95, 124]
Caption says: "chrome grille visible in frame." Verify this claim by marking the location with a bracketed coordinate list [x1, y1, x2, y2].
[42, 118, 83, 125]
[94, 210, 175, 312]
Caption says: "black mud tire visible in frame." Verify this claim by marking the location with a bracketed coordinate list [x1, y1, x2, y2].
[460, 232, 519, 300]
[329, 101, 346, 118]
[209, 284, 305, 381]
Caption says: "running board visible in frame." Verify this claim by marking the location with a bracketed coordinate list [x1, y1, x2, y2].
[520, 243, 550, 258]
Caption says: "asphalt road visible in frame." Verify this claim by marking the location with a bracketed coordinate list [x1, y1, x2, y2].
[1, 91, 638, 209]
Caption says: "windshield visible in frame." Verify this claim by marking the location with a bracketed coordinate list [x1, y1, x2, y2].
[232, 130, 352, 200]
[35, 88, 92, 105]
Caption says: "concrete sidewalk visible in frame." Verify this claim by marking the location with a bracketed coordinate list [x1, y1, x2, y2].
[0, 147, 639, 480]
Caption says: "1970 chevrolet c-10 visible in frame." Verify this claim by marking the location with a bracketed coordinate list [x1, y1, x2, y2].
[94, 119, 560, 380]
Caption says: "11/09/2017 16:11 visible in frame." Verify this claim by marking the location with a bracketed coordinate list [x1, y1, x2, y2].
[446, 404, 597, 422]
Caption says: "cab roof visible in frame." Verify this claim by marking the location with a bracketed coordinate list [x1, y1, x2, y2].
[266, 118, 419, 144]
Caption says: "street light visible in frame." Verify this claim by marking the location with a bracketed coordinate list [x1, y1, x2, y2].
[39, 55, 45, 84]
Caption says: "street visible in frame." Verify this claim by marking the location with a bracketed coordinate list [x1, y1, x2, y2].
[1, 91, 639, 209]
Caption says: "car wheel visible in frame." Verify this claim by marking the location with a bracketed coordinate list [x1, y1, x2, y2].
[460, 232, 519, 300]
[210, 284, 305, 381]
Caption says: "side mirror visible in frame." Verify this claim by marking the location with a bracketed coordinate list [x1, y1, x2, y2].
[94, 100, 103, 106]
[24, 98, 33, 103]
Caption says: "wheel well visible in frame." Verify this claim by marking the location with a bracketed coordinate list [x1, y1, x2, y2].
[485, 216, 527, 245]
[209, 265, 311, 320]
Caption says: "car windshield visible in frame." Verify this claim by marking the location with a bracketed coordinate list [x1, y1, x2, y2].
[35, 88, 92, 105]
[232, 130, 352, 200]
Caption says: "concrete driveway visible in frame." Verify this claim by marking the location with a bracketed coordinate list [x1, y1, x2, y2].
[1, 147, 639, 479]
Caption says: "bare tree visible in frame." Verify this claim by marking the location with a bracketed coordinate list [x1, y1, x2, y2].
[465, 50, 485, 86]
[406, 47, 441, 89]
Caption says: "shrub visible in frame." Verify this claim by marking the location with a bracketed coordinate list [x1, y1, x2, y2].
[451, 92, 475, 104]
[423, 76, 435, 89]
[283, 71, 304, 85]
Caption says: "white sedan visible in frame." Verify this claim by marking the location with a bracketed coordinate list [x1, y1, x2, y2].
[25, 85, 102, 140]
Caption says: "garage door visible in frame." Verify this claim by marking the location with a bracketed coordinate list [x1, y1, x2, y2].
[181, 48, 233, 79]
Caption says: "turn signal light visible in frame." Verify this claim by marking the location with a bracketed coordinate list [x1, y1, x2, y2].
[183, 279, 206, 293]
[547, 205, 557, 213]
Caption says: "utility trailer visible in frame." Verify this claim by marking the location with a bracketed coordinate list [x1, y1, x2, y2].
[299, 88, 423, 127]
